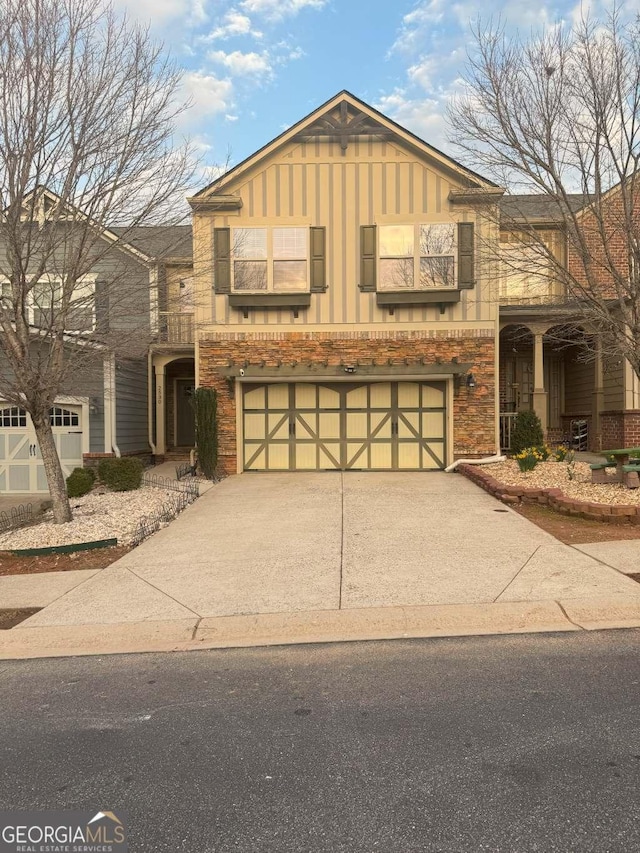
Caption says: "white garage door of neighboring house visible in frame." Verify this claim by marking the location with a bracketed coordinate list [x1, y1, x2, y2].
[0, 404, 84, 493]
[243, 381, 447, 472]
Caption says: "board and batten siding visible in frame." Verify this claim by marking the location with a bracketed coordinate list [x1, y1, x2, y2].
[115, 359, 149, 454]
[192, 139, 498, 331]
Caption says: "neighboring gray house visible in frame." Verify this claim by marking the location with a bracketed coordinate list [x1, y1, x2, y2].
[0, 189, 192, 493]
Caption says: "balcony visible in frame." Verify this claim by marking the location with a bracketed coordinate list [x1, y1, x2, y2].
[158, 312, 194, 345]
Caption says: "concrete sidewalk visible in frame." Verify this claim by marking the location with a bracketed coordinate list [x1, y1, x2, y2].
[2, 472, 640, 658]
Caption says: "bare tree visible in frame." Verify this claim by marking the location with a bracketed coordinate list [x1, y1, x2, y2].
[0, 0, 196, 522]
[449, 9, 640, 375]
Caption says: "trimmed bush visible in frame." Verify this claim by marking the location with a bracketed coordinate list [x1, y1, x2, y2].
[510, 410, 544, 455]
[98, 456, 143, 491]
[190, 387, 218, 479]
[66, 467, 95, 498]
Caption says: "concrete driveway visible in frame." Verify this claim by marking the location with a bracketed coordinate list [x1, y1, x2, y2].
[19, 472, 640, 627]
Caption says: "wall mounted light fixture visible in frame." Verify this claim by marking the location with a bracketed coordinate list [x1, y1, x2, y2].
[466, 372, 476, 389]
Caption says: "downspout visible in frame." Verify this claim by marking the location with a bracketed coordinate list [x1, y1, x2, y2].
[148, 350, 157, 454]
[445, 453, 505, 472]
[109, 353, 121, 458]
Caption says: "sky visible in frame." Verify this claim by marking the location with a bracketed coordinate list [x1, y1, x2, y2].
[112, 0, 635, 187]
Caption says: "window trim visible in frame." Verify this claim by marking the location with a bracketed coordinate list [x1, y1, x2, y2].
[378, 223, 457, 291]
[1, 274, 97, 333]
[230, 226, 310, 294]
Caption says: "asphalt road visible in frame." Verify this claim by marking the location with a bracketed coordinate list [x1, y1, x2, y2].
[1, 632, 640, 852]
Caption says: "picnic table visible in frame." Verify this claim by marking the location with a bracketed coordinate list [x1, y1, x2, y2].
[591, 447, 640, 487]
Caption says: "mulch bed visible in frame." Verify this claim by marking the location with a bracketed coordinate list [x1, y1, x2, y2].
[0, 608, 41, 629]
[0, 545, 129, 577]
[514, 502, 640, 544]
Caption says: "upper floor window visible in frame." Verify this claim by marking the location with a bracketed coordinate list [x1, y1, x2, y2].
[1, 276, 95, 332]
[500, 233, 554, 302]
[379, 224, 456, 290]
[232, 227, 308, 292]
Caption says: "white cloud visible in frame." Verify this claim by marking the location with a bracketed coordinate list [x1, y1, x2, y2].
[112, 0, 206, 27]
[180, 71, 234, 118]
[209, 49, 273, 77]
[207, 9, 263, 40]
[239, 0, 326, 21]
[375, 88, 452, 150]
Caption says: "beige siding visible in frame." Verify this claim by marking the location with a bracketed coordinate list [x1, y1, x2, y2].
[165, 263, 194, 310]
[603, 357, 624, 410]
[193, 139, 498, 332]
[564, 349, 594, 413]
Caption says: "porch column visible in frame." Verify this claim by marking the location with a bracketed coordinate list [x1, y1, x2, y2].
[155, 364, 166, 455]
[531, 327, 548, 436]
[592, 337, 605, 451]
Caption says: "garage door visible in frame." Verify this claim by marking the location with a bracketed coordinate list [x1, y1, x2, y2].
[0, 404, 84, 493]
[243, 381, 446, 471]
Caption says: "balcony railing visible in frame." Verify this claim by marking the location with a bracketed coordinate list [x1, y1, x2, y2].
[158, 312, 194, 344]
[499, 412, 518, 451]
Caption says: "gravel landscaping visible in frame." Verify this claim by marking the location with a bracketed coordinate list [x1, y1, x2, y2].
[0, 487, 181, 550]
[485, 459, 640, 505]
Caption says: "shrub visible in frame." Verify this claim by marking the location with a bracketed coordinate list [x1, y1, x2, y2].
[510, 410, 544, 454]
[66, 467, 95, 498]
[514, 446, 544, 472]
[190, 388, 218, 479]
[98, 456, 143, 491]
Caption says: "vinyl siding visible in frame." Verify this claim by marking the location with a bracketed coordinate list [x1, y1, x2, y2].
[564, 350, 594, 414]
[115, 358, 149, 454]
[603, 358, 624, 410]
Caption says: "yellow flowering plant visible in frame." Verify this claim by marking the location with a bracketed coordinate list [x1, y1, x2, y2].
[514, 446, 544, 472]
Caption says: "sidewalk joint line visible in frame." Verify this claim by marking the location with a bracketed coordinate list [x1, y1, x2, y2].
[30, 568, 104, 614]
[568, 543, 640, 583]
[555, 600, 584, 630]
[493, 545, 542, 603]
[126, 567, 202, 619]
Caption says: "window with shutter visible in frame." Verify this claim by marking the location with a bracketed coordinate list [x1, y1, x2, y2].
[360, 225, 377, 291]
[457, 222, 475, 289]
[214, 227, 231, 294]
[310, 226, 326, 292]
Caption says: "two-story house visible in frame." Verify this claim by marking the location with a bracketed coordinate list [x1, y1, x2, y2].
[152, 91, 504, 474]
[0, 188, 191, 493]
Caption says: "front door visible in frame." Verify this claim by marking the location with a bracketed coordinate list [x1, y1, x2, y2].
[175, 379, 196, 446]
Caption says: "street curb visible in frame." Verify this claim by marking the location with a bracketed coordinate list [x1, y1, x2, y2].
[2, 597, 638, 660]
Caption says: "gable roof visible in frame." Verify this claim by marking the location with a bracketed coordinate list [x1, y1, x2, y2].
[192, 90, 499, 202]
[16, 187, 193, 263]
[110, 225, 192, 260]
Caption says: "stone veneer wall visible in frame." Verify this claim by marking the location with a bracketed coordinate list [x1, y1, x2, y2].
[199, 329, 496, 475]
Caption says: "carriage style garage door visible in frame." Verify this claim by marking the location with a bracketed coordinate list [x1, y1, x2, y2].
[243, 381, 447, 471]
[0, 404, 84, 493]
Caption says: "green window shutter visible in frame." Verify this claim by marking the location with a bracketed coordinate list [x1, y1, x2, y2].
[310, 226, 326, 292]
[360, 225, 377, 292]
[213, 227, 231, 294]
[458, 222, 475, 290]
